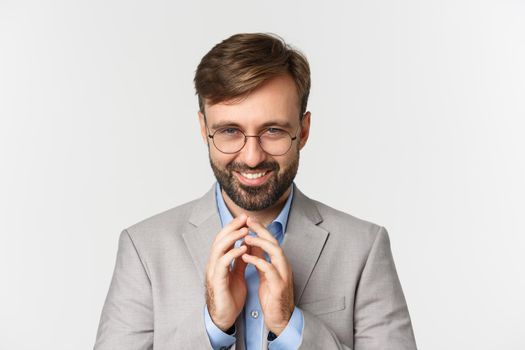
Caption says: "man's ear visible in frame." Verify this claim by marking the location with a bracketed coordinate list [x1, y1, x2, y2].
[298, 111, 311, 150]
[198, 111, 207, 144]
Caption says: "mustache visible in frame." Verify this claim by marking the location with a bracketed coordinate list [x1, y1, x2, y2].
[226, 161, 279, 172]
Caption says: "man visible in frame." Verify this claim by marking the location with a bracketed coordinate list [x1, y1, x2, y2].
[94, 33, 417, 350]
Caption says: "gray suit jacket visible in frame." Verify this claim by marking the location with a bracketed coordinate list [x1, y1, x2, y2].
[94, 183, 417, 350]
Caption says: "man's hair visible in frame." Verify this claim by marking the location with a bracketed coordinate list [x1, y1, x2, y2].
[194, 33, 311, 118]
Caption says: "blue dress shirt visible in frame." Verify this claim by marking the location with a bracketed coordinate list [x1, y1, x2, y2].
[204, 182, 304, 350]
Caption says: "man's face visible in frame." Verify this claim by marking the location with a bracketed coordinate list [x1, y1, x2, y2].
[198, 74, 311, 211]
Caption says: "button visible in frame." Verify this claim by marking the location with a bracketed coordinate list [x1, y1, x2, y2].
[250, 310, 259, 319]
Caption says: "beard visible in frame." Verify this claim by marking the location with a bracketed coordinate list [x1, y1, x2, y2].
[209, 150, 299, 211]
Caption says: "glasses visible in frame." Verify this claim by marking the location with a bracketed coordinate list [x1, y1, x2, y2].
[207, 126, 299, 156]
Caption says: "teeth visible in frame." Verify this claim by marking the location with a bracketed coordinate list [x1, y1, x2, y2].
[240, 172, 266, 179]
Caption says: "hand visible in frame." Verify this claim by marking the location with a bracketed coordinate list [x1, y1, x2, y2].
[241, 217, 295, 336]
[205, 213, 250, 331]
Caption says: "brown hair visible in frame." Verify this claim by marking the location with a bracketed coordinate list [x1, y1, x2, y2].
[194, 33, 311, 118]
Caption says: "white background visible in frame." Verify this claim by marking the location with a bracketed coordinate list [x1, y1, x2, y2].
[1, 0, 524, 349]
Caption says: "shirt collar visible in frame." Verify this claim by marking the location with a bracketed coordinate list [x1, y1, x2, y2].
[215, 182, 294, 234]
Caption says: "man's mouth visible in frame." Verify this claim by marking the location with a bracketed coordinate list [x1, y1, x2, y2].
[233, 170, 273, 186]
[239, 171, 267, 179]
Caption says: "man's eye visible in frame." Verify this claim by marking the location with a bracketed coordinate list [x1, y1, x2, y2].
[265, 128, 286, 135]
[218, 127, 241, 136]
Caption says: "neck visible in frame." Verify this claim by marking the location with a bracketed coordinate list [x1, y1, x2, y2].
[221, 187, 292, 227]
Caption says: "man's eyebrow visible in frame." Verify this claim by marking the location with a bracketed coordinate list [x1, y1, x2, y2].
[210, 121, 242, 130]
[210, 120, 294, 130]
[259, 120, 294, 129]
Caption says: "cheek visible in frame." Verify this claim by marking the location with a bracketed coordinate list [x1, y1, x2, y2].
[275, 154, 296, 172]
[210, 148, 236, 167]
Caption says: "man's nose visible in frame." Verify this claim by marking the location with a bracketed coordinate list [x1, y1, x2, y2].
[239, 136, 267, 167]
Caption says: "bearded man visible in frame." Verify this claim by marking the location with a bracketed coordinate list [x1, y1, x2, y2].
[94, 33, 417, 350]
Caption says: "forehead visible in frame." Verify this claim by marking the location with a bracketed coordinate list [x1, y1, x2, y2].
[204, 74, 300, 128]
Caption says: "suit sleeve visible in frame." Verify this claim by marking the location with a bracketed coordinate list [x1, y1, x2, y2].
[94, 230, 154, 350]
[299, 226, 417, 350]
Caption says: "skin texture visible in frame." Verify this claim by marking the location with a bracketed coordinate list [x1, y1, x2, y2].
[199, 74, 311, 336]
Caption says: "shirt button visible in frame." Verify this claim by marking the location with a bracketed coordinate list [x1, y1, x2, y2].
[250, 310, 259, 319]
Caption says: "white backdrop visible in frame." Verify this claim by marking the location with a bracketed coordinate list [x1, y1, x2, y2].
[1, 0, 524, 349]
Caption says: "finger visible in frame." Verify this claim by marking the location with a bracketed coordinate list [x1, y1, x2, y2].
[214, 213, 248, 243]
[215, 245, 248, 279]
[241, 253, 282, 285]
[209, 227, 249, 265]
[244, 235, 281, 259]
[210, 227, 248, 255]
[246, 217, 278, 244]
[244, 235, 288, 278]
[231, 244, 249, 278]
[250, 246, 268, 282]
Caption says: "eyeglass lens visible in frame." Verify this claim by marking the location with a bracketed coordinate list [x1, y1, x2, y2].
[212, 127, 293, 155]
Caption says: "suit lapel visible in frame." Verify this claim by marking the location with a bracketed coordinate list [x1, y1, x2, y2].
[181, 184, 221, 282]
[283, 184, 329, 305]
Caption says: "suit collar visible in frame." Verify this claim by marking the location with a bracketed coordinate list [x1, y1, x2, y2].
[188, 183, 218, 227]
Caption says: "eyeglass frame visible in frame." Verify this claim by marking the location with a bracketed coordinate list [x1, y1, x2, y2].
[205, 123, 301, 156]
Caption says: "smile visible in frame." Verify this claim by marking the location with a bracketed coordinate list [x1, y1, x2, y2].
[233, 170, 273, 186]
[239, 171, 267, 179]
